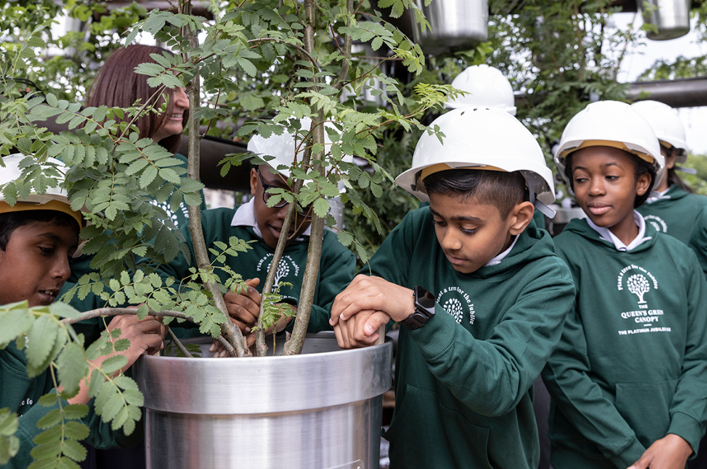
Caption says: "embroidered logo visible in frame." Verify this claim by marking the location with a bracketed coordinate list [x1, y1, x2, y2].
[644, 215, 667, 233]
[437, 286, 475, 325]
[151, 199, 189, 228]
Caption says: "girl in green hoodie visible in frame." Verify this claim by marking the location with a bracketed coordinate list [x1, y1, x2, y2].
[631, 101, 707, 245]
[543, 101, 707, 469]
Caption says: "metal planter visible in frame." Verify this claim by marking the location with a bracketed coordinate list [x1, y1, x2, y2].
[413, 0, 488, 55]
[640, 0, 691, 41]
[134, 332, 393, 469]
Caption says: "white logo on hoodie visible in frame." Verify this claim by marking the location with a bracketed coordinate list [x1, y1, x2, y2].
[644, 215, 667, 233]
[437, 286, 475, 325]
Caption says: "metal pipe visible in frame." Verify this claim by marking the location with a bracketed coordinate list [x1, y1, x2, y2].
[626, 77, 707, 108]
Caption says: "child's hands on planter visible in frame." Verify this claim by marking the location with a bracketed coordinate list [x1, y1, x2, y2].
[627, 434, 693, 469]
[330, 275, 414, 349]
[65, 313, 166, 405]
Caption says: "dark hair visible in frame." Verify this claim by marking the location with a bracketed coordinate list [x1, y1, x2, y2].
[667, 167, 694, 194]
[86, 44, 188, 154]
[423, 169, 526, 218]
[0, 211, 78, 251]
[563, 150, 657, 208]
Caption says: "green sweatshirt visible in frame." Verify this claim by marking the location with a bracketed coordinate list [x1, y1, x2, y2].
[0, 327, 140, 468]
[158, 206, 355, 333]
[544, 218, 707, 469]
[367, 207, 575, 469]
[637, 185, 707, 244]
[689, 206, 707, 280]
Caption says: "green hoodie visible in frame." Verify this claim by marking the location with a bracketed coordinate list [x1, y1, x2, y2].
[368, 207, 575, 469]
[637, 185, 707, 244]
[689, 206, 707, 280]
[544, 217, 707, 469]
[158, 206, 355, 333]
[0, 325, 141, 468]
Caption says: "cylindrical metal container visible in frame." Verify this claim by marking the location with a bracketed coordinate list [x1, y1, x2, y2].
[640, 0, 691, 41]
[414, 0, 488, 56]
[134, 332, 393, 469]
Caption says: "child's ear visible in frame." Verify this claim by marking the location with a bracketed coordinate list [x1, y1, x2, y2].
[635, 172, 652, 197]
[250, 168, 258, 196]
[508, 201, 535, 236]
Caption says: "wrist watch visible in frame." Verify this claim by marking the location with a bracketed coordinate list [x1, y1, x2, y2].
[402, 285, 436, 330]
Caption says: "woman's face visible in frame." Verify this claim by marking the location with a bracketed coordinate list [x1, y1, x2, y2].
[152, 87, 189, 143]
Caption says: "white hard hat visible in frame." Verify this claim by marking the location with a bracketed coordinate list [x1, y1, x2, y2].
[0, 154, 83, 230]
[554, 101, 664, 185]
[247, 118, 351, 178]
[446, 65, 517, 116]
[396, 108, 555, 215]
[631, 100, 688, 163]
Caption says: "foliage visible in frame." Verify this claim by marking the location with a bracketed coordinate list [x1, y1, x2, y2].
[0, 0, 459, 464]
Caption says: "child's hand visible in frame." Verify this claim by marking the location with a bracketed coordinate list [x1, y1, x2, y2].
[209, 304, 294, 358]
[628, 434, 692, 469]
[67, 313, 165, 405]
[333, 309, 390, 349]
[330, 275, 414, 327]
[224, 278, 262, 333]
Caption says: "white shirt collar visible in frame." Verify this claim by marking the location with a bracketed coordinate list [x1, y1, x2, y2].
[586, 211, 650, 252]
[484, 234, 519, 267]
[646, 187, 671, 204]
[230, 198, 311, 238]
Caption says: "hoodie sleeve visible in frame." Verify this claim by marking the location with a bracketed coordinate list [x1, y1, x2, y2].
[542, 243, 646, 467]
[541, 303, 647, 467]
[307, 234, 356, 333]
[666, 250, 707, 453]
[408, 256, 575, 417]
[688, 207, 707, 280]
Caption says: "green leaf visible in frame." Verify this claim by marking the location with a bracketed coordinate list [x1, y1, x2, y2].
[36, 409, 62, 430]
[313, 198, 330, 218]
[0, 309, 34, 346]
[140, 165, 158, 188]
[26, 315, 58, 371]
[0, 408, 19, 464]
[49, 302, 80, 319]
[100, 355, 128, 375]
[62, 404, 88, 421]
[57, 343, 87, 396]
[337, 230, 354, 247]
[62, 421, 89, 441]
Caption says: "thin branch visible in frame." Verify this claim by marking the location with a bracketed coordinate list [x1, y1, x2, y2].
[61, 308, 192, 324]
[166, 326, 193, 358]
[256, 202, 297, 356]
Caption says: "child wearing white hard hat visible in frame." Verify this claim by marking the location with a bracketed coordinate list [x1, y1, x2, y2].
[543, 100, 707, 469]
[329, 107, 575, 468]
[631, 100, 707, 244]
[0, 154, 166, 467]
[159, 119, 356, 354]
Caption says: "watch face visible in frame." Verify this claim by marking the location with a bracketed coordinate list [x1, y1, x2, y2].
[416, 285, 436, 309]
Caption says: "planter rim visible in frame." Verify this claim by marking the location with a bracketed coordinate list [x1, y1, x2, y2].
[134, 332, 393, 415]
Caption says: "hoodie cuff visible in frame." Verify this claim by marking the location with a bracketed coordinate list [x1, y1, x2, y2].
[668, 412, 703, 456]
[408, 304, 458, 359]
[606, 438, 646, 468]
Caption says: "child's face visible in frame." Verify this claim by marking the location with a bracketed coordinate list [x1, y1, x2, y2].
[429, 193, 532, 274]
[570, 146, 651, 229]
[249, 168, 312, 249]
[0, 221, 78, 307]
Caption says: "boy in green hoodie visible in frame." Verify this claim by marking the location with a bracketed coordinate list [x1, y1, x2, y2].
[543, 101, 707, 469]
[330, 108, 575, 468]
[0, 154, 166, 468]
[158, 120, 355, 354]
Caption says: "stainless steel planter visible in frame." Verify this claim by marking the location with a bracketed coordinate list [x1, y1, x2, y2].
[134, 332, 393, 469]
[640, 0, 691, 40]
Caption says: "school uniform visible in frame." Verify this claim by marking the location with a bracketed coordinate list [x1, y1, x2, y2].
[367, 207, 575, 468]
[544, 214, 707, 469]
[637, 185, 707, 244]
[159, 199, 356, 333]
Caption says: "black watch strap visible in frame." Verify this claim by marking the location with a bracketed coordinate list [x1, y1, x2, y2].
[402, 285, 436, 330]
